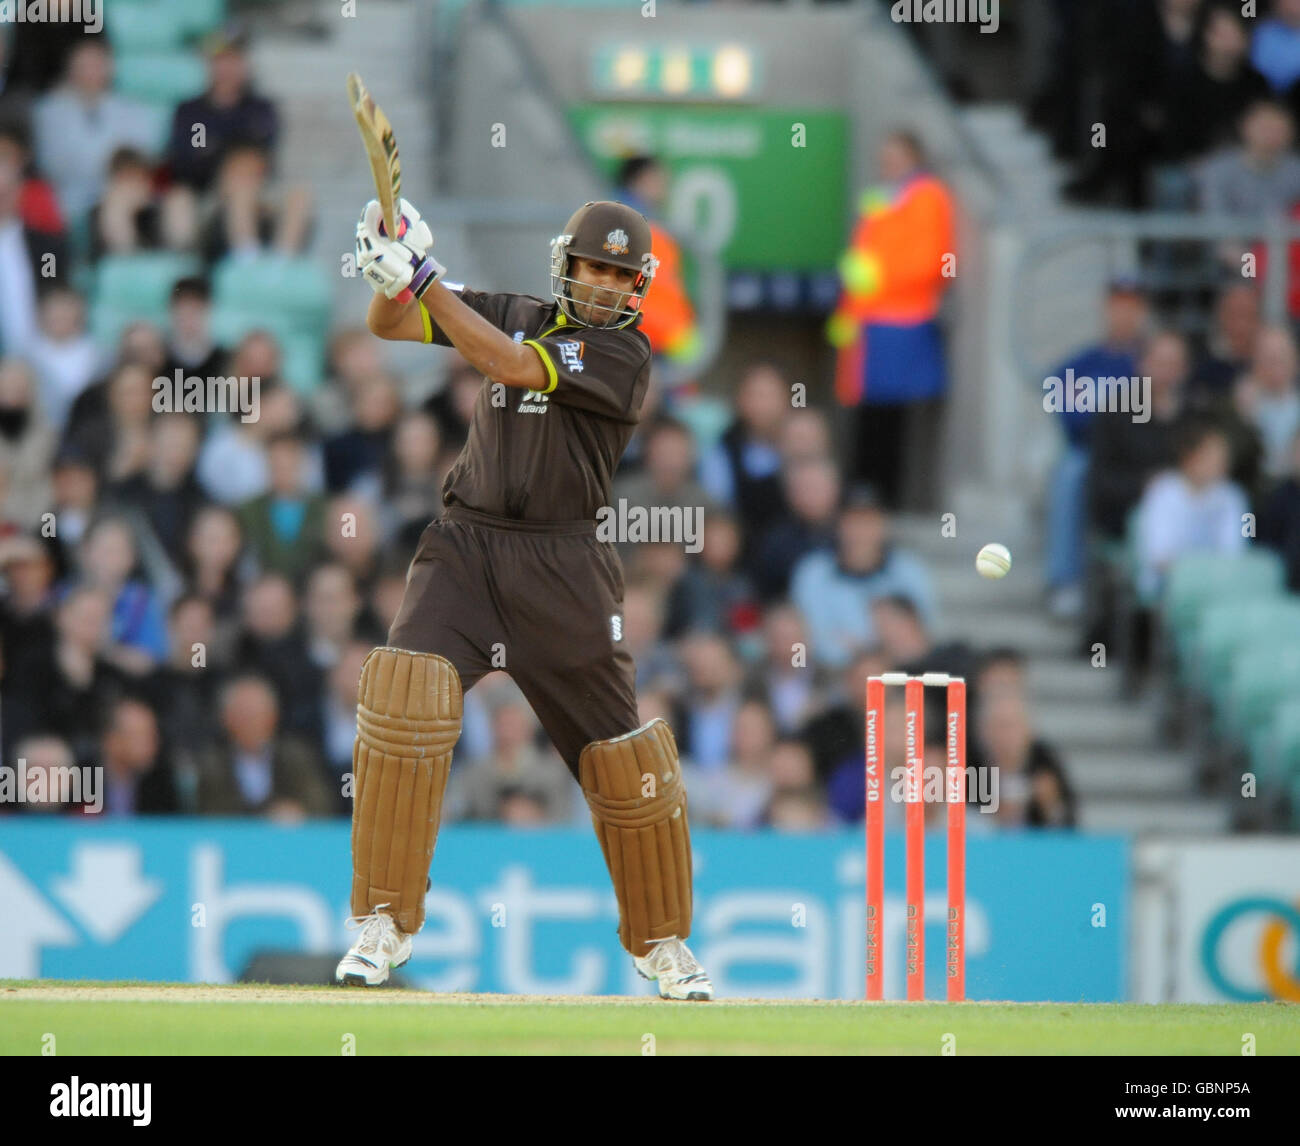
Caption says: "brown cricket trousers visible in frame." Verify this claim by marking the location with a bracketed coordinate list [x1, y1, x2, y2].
[388, 505, 641, 777]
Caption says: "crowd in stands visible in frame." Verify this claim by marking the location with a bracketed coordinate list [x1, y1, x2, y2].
[0, 18, 1075, 831]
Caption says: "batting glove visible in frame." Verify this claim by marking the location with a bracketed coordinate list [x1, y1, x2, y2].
[355, 200, 446, 300]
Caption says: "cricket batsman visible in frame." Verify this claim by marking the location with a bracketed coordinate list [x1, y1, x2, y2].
[333, 196, 712, 1000]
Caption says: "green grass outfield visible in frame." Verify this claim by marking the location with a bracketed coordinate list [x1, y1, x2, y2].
[1, 982, 1296, 1055]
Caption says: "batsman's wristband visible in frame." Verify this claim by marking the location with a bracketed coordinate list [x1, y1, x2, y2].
[409, 255, 446, 300]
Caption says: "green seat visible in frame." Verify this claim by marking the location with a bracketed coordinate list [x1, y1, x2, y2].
[104, 2, 187, 52]
[114, 52, 207, 107]
[209, 308, 325, 393]
[91, 254, 201, 348]
[94, 253, 201, 313]
[1251, 698, 1300, 791]
[211, 255, 332, 330]
[1223, 643, 1300, 743]
[1164, 550, 1286, 661]
[1191, 599, 1300, 693]
[176, 0, 227, 40]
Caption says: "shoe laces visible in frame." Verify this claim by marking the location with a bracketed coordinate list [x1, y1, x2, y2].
[344, 905, 394, 956]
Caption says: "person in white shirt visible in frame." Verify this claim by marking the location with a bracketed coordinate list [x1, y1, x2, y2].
[32, 40, 160, 223]
[1136, 422, 1248, 602]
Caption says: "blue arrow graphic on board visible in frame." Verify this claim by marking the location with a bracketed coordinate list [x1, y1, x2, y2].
[51, 843, 163, 944]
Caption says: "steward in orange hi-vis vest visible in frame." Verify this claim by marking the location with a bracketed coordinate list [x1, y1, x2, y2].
[828, 156, 956, 408]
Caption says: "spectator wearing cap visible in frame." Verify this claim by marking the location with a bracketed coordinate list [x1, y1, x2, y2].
[0, 152, 66, 360]
[1043, 279, 1148, 621]
[166, 24, 279, 195]
[196, 674, 333, 820]
[790, 483, 937, 671]
[32, 40, 160, 223]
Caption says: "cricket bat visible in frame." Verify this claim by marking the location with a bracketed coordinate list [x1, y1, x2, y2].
[346, 71, 413, 303]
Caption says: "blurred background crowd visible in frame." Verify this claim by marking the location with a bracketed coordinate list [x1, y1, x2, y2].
[1, 0, 1298, 836]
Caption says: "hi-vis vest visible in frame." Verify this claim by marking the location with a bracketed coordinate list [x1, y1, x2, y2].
[638, 221, 699, 362]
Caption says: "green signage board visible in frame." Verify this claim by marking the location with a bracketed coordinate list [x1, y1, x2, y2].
[569, 105, 848, 272]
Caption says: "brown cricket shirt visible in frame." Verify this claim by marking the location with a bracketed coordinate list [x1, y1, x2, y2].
[419, 286, 653, 521]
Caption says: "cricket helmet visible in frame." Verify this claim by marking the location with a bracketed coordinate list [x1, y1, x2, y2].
[550, 200, 658, 329]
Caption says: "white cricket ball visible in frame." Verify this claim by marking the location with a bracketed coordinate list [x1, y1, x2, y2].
[975, 542, 1012, 580]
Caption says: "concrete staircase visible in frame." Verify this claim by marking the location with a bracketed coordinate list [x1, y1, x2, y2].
[893, 512, 1229, 835]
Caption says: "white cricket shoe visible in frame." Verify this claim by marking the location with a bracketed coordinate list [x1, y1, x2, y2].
[634, 936, 714, 1001]
[335, 907, 412, 986]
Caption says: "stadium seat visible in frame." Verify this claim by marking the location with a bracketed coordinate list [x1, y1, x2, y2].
[1250, 698, 1300, 793]
[104, 2, 188, 53]
[1189, 599, 1300, 693]
[175, 0, 228, 41]
[91, 254, 202, 348]
[211, 255, 332, 330]
[1163, 550, 1286, 663]
[1222, 643, 1300, 743]
[209, 308, 325, 393]
[114, 52, 208, 107]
